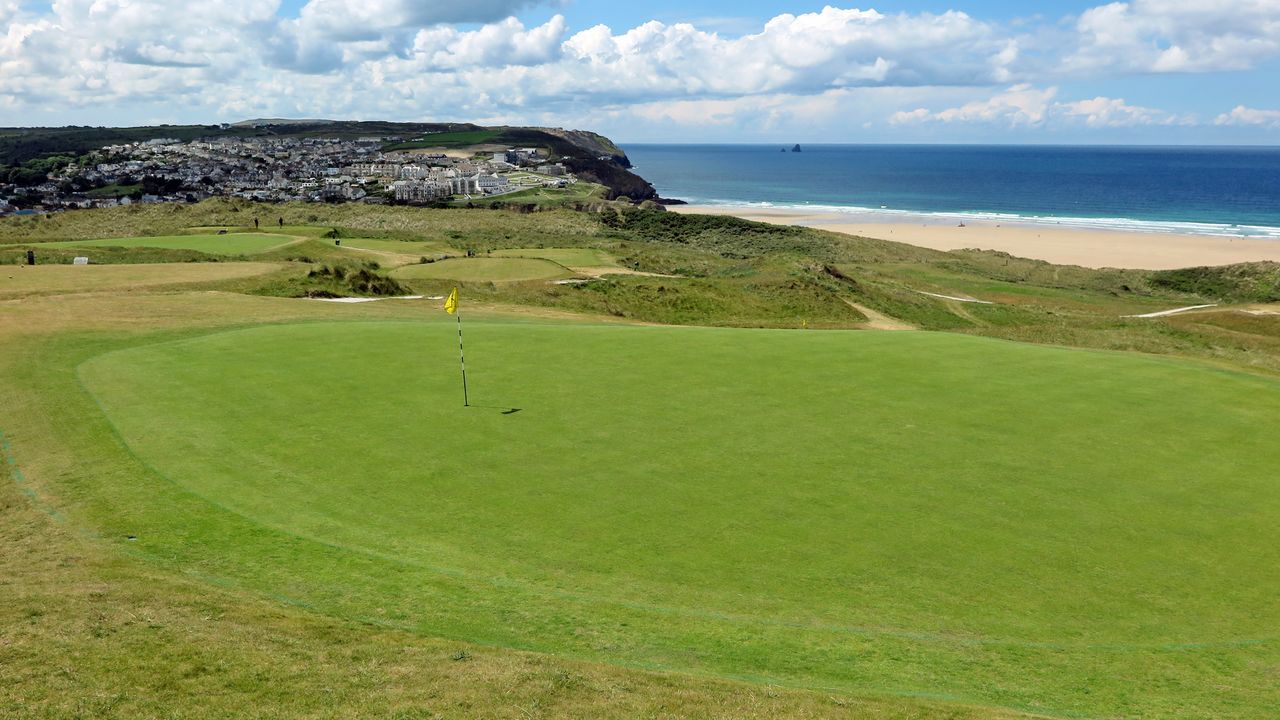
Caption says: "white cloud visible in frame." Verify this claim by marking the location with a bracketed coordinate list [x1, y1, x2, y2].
[1056, 96, 1179, 127]
[892, 85, 1058, 126]
[296, 0, 546, 39]
[1215, 106, 1280, 128]
[891, 87, 1195, 129]
[413, 16, 567, 70]
[1066, 0, 1280, 74]
[0, 1, 1277, 139]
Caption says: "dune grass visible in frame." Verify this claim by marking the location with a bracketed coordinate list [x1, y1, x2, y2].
[34, 233, 298, 255]
[392, 257, 575, 283]
[68, 319, 1280, 719]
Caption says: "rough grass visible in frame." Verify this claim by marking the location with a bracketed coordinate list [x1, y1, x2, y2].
[0, 263, 284, 299]
[337, 237, 451, 257]
[62, 319, 1280, 719]
[391, 257, 575, 283]
[0, 199, 602, 247]
[491, 247, 619, 267]
[0, 244, 220, 265]
[32, 233, 299, 255]
[483, 182, 609, 208]
[1150, 262, 1280, 302]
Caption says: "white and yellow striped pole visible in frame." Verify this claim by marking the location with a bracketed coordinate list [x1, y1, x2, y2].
[444, 287, 469, 407]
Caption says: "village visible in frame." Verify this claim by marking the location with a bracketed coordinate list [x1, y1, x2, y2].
[0, 134, 578, 216]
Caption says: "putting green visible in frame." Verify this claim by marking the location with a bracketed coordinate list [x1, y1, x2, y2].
[38, 233, 297, 255]
[77, 322, 1280, 716]
[491, 247, 618, 267]
[391, 256, 573, 282]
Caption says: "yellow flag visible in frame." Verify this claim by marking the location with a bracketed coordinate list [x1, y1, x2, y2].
[444, 287, 459, 315]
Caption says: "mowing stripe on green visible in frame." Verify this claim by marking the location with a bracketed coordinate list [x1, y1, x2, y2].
[76, 322, 1280, 717]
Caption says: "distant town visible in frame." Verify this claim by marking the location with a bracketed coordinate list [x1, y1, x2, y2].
[0, 134, 580, 216]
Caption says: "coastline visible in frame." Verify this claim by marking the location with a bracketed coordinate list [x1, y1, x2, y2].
[668, 204, 1280, 270]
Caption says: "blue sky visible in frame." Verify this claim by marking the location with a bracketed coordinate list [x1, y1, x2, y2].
[2, 1, 1279, 143]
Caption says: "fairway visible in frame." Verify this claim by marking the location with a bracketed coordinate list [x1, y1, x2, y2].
[391, 256, 574, 282]
[34, 233, 298, 255]
[491, 247, 619, 268]
[76, 321, 1280, 717]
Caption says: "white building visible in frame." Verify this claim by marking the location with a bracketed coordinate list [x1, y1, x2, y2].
[393, 181, 450, 203]
[475, 174, 510, 193]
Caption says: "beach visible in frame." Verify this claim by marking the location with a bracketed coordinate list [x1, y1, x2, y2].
[669, 205, 1280, 271]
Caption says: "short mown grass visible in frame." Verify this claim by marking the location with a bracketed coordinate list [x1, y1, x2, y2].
[62, 319, 1280, 719]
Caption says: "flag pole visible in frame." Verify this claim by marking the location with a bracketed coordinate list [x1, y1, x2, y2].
[455, 309, 469, 407]
[445, 287, 469, 407]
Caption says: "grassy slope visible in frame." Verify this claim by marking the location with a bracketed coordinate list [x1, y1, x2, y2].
[382, 129, 502, 151]
[35, 233, 299, 255]
[0, 263, 285, 299]
[6, 201, 1280, 716]
[492, 247, 620, 268]
[392, 257, 575, 282]
[56, 319, 1280, 718]
[338, 238, 451, 257]
[4, 200, 1280, 367]
[486, 183, 610, 208]
[1, 293, 1020, 720]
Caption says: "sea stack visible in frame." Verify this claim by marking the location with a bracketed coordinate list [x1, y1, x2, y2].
[791, 144, 802, 153]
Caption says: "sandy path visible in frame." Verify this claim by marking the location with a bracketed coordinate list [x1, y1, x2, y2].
[1125, 304, 1219, 318]
[842, 299, 915, 330]
[571, 266, 681, 278]
[917, 291, 993, 304]
[670, 205, 1280, 271]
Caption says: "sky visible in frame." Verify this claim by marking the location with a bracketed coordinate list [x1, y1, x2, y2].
[2, 1, 1279, 143]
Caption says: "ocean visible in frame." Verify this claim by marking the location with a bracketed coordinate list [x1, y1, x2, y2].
[622, 144, 1280, 238]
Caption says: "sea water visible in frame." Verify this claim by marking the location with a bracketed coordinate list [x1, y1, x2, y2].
[622, 144, 1280, 238]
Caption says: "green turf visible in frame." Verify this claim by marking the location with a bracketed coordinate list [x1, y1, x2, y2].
[74, 321, 1280, 718]
[383, 130, 501, 152]
[37, 233, 297, 255]
[391, 257, 574, 282]
[491, 247, 618, 267]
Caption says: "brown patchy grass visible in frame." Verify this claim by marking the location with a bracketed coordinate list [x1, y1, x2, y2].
[0, 263, 285, 300]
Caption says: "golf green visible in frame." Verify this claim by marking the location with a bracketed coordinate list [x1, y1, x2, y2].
[76, 321, 1280, 716]
[37, 233, 296, 255]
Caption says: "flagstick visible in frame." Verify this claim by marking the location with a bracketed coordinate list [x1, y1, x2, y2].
[455, 309, 470, 407]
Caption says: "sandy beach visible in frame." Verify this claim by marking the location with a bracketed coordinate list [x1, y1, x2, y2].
[670, 205, 1280, 270]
